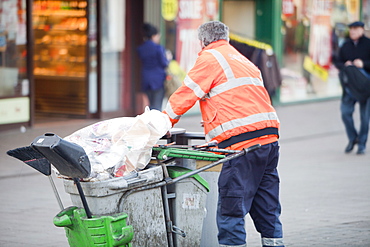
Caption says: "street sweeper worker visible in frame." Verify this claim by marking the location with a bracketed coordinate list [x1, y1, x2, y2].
[162, 21, 284, 247]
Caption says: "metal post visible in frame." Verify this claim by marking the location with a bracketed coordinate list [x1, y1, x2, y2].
[161, 185, 174, 247]
[48, 176, 64, 210]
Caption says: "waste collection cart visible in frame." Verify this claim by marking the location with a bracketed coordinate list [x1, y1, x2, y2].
[63, 164, 211, 247]
[7, 117, 260, 247]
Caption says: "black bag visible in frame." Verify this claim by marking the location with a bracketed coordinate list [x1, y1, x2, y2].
[339, 65, 370, 102]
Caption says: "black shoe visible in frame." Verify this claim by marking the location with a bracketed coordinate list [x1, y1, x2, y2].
[357, 147, 365, 155]
[345, 140, 357, 153]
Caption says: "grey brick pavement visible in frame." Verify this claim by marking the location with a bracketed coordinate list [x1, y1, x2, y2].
[1, 99, 370, 246]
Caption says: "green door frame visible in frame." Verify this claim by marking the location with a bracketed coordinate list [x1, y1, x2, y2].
[255, 0, 282, 65]
[219, 0, 282, 65]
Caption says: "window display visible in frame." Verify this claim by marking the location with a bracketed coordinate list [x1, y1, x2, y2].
[0, 0, 30, 126]
[280, 0, 361, 103]
[32, 0, 89, 115]
[0, 0, 28, 98]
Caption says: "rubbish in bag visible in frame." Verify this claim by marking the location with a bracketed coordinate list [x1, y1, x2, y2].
[63, 107, 171, 180]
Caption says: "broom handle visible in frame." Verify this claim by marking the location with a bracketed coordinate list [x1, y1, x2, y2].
[48, 176, 64, 210]
[73, 178, 92, 218]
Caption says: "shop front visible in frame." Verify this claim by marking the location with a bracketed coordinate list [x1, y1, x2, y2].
[32, 0, 132, 119]
[0, 0, 140, 130]
[279, 0, 367, 103]
[216, 0, 368, 104]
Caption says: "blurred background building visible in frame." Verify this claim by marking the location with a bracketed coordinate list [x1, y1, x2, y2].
[1, 0, 369, 130]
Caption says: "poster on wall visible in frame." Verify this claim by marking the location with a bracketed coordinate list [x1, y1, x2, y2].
[0, 97, 30, 124]
[1, 0, 18, 42]
[282, 0, 294, 18]
[176, 0, 218, 72]
[345, 0, 360, 22]
[162, 0, 178, 21]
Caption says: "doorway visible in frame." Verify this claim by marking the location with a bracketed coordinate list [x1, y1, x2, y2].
[32, 0, 91, 121]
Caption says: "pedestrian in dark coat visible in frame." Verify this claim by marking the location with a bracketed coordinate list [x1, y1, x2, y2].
[137, 23, 169, 110]
[334, 21, 370, 154]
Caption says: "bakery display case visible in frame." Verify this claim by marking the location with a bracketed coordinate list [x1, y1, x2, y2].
[33, 0, 89, 116]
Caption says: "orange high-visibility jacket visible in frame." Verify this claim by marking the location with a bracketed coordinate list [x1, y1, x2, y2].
[163, 40, 280, 148]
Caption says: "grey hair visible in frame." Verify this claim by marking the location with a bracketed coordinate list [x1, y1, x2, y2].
[198, 21, 229, 47]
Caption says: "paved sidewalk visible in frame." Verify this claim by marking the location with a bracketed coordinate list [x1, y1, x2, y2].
[1, 99, 369, 246]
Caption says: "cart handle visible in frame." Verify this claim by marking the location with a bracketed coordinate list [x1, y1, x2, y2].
[170, 144, 261, 184]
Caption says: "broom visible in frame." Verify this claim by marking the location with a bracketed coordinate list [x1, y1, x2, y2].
[7, 146, 64, 210]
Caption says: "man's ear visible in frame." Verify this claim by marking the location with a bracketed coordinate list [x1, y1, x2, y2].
[200, 40, 205, 49]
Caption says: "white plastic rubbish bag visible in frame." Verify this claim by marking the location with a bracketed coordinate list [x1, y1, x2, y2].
[64, 108, 171, 180]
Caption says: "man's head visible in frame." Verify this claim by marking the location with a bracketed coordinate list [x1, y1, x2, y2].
[348, 21, 365, 42]
[198, 21, 229, 48]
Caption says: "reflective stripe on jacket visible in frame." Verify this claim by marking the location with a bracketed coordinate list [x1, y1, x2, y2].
[164, 40, 280, 144]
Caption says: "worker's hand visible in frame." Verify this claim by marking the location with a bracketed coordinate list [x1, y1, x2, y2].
[353, 59, 364, 68]
[200, 120, 204, 127]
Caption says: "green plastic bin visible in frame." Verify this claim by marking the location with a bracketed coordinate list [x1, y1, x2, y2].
[166, 166, 209, 247]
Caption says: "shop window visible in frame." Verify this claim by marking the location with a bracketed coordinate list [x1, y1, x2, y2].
[0, 0, 28, 98]
[0, 0, 30, 126]
[32, 0, 90, 116]
[280, 0, 361, 103]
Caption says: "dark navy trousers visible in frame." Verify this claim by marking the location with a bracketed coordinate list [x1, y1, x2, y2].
[340, 91, 370, 151]
[217, 142, 284, 247]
